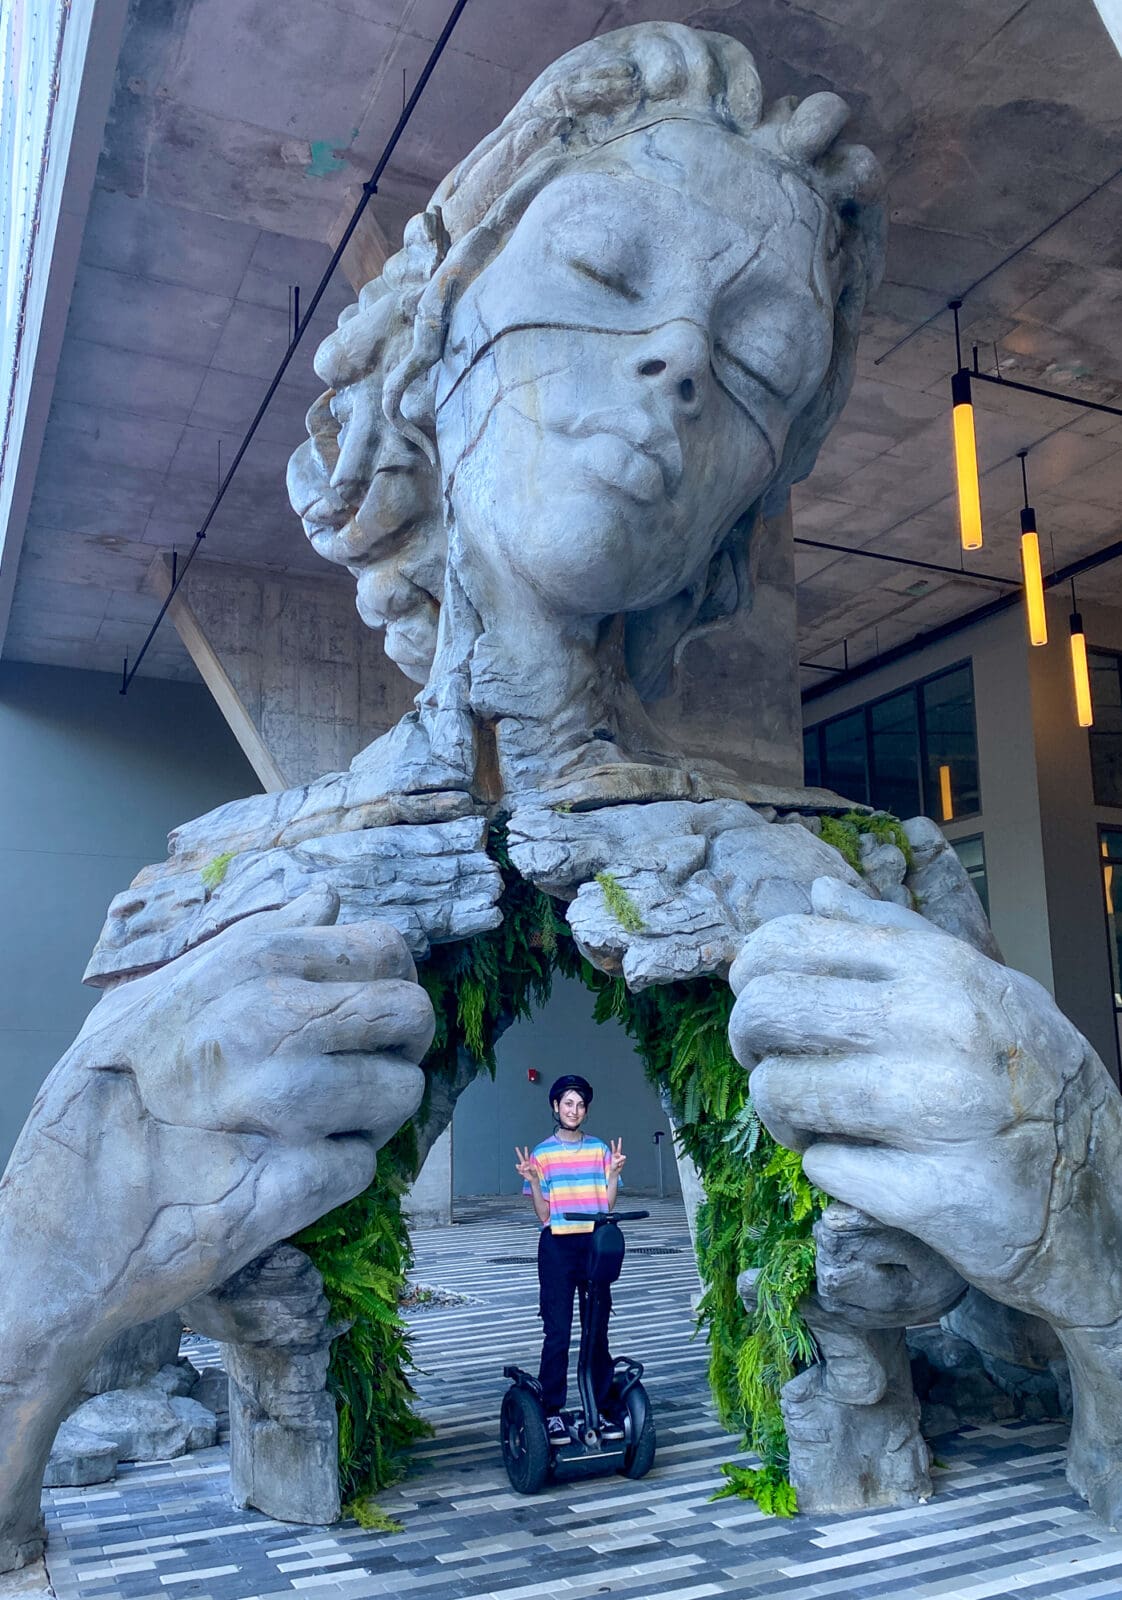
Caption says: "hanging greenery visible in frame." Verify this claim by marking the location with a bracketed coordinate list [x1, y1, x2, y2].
[292, 1123, 432, 1523]
[819, 809, 913, 874]
[291, 825, 576, 1516]
[584, 972, 825, 1514]
[293, 810, 898, 1523]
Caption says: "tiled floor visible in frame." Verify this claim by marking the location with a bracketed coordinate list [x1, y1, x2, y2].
[40, 1198, 1122, 1600]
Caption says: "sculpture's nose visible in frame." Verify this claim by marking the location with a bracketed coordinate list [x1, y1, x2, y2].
[633, 321, 709, 416]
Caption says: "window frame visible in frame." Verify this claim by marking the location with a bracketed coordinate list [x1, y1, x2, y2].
[1088, 648, 1122, 808]
[804, 659, 981, 823]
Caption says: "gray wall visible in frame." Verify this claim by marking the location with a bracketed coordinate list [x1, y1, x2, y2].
[452, 974, 680, 1199]
[0, 660, 260, 1167]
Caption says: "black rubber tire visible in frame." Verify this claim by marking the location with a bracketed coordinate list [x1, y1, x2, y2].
[620, 1385, 656, 1479]
[500, 1386, 551, 1494]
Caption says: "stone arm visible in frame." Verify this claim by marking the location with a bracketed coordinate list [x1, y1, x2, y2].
[728, 876, 1122, 1525]
[0, 889, 434, 1573]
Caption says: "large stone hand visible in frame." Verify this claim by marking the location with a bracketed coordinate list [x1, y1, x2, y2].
[728, 877, 1122, 1523]
[0, 889, 433, 1571]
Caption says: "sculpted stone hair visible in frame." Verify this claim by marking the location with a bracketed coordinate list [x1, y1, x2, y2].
[302, 22, 885, 690]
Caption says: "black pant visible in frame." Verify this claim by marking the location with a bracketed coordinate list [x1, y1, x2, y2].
[537, 1228, 613, 1413]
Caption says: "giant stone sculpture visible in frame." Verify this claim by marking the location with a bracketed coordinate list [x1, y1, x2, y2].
[4, 21, 1122, 1572]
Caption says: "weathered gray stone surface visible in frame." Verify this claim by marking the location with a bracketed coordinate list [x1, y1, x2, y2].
[908, 1325, 1019, 1435]
[0, 898, 432, 1570]
[65, 1386, 216, 1463]
[509, 799, 872, 988]
[731, 875, 1122, 1525]
[77, 1315, 181, 1401]
[785, 1317, 931, 1513]
[86, 811, 502, 986]
[42, 1423, 119, 1490]
[185, 1246, 343, 1525]
[901, 816, 1003, 960]
[753, 1203, 964, 1513]
[189, 1368, 230, 1421]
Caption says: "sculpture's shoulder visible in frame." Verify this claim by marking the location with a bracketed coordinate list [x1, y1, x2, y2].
[84, 719, 498, 988]
[506, 792, 1001, 990]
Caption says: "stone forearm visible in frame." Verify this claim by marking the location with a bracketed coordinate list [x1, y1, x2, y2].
[1058, 1321, 1122, 1527]
[1020, 1048, 1122, 1332]
[0, 1311, 102, 1572]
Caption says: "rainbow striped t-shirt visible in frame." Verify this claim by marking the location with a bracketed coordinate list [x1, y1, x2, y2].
[525, 1134, 612, 1234]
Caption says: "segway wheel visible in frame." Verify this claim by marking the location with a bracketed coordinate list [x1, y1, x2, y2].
[620, 1383, 656, 1480]
[500, 1386, 551, 1494]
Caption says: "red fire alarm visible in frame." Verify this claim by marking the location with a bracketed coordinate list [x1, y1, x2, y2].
[527, 1068, 540, 1083]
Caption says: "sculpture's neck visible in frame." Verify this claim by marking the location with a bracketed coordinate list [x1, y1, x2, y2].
[417, 549, 680, 801]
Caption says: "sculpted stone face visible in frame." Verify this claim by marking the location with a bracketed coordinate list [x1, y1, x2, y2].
[437, 124, 838, 620]
[282, 29, 885, 793]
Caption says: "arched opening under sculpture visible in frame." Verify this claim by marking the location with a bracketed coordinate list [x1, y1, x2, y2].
[296, 824, 819, 1517]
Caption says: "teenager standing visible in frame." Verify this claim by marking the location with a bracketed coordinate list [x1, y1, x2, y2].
[515, 1075, 627, 1440]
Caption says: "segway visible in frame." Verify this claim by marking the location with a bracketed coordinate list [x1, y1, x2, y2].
[500, 1210, 657, 1493]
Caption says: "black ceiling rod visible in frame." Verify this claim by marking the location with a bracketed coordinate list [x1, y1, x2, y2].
[119, 0, 473, 694]
[795, 535, 1019, 587]
[967, 359, 1122, 419]
[802, 520, 1122, 705]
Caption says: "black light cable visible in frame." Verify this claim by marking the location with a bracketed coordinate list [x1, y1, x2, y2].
[120, 0, 473, 693]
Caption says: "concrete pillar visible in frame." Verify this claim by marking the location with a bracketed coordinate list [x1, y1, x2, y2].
[405, 1125, 454, 1228]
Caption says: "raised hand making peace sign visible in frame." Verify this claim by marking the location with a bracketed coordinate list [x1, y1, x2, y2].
[608, 1137, 626, 1177]
[514, 1145, 541, 1184]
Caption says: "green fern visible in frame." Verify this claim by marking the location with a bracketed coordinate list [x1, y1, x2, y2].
[595, 870, 645, 933]
[199, 851, 235, 890]
[711, 1461, 798, 1516]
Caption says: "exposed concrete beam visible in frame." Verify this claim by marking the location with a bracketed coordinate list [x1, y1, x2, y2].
[147, 552, 417, 791]
[147, 555, 288, 794]
[327, 193, 393, 294]
[0, 0, 131, 656]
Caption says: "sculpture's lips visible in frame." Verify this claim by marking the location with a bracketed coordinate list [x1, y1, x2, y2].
[571, 420, 684, 504]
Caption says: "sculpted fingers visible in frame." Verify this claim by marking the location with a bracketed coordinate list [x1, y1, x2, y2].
[259, 976, 435, 1064]
[261, 1054, 425, 1144]
[730, 972, 893, 1066]
[799, 1141, 937, 1239]
[728, 913, 900, 995]
[221, 919, 418, 987]
[749, 1054, 955, 1154]
[810, 875, 929, 932]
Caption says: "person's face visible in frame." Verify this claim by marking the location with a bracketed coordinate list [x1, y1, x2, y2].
[436, 122, 838, 618]
[555, 1090, 588, 1131]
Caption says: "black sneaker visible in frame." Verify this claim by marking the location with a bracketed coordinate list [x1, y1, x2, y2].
[598, 1414, 625, 1441]
[546, 1414, 568, 1441]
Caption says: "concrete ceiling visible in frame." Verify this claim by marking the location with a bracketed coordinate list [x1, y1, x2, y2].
[3, 0, 1121, 693]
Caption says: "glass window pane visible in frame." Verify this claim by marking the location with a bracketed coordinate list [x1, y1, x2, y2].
[1104, 863, 1122, 1011]
[1090, 735, 1122, 807]
[1090, 656, 1122, 805]
[868, 689, 922, 819]
[1091, 652, 1122, 730]
[821, 709, 869, 805]
[1102, 831, 1122, 862]
[922, 663, 980, 822]
[952, 834, 989, 918]
[803, 727, 822, 788]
